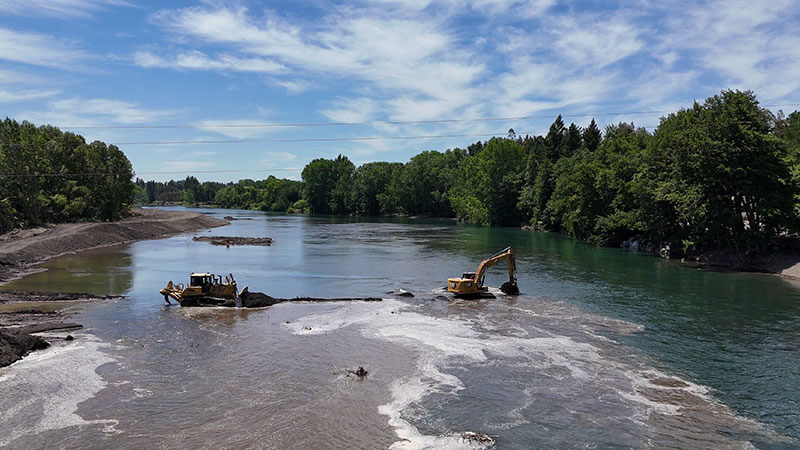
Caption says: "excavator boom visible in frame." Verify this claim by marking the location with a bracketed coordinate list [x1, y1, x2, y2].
[447, 247, 519, 297]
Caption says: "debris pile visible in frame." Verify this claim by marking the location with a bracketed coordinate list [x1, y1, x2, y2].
[179, 288, 382, 308]
[461, 431, 495, 445]
[347, 366, 369, 380]
[192, 236, 273, 246]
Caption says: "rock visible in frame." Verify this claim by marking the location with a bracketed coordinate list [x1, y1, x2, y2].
[65, 335, 74, 341]
[347, 366, 369, 380]
[461, 431, 495, 445]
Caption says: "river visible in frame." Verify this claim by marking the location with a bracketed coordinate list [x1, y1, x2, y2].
[1, 207, 798, 448]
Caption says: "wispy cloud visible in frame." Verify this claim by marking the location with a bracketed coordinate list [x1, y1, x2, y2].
[0, 0, 135, 19]
[22, 97, 183, 127]
[0, 27, 90, 69]
[0, 89, 60, 103]
[320, 97, 378, 123]
[134, 50, 286, 74]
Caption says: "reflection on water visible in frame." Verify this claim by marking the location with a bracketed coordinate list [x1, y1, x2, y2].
[5, 246, 134, 295]
[1, 207, 798, 447]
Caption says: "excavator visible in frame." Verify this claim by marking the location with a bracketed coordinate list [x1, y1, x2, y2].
[447, 246, 520, 297]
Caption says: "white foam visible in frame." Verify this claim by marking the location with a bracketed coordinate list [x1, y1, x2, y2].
[0, 334, 118, 447]
[287, 298, 756, 447]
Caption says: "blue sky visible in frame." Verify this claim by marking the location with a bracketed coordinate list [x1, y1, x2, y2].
[1, 0, 799, 182]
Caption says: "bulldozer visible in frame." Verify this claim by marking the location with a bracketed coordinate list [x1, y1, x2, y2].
[447, 246, 519, 297]
[160, 272, 241, 306]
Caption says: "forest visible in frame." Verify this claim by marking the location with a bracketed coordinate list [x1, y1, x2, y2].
[4, 90, 800, 256]
[0, 118, 134, 234]
[151, 90, 799, 255]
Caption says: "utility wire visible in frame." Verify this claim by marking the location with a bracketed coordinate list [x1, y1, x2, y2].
[58, 103, 800, 130]
[1, 126, 663, 148]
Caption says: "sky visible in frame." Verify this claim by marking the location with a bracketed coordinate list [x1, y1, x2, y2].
[1, 0, 799, 182]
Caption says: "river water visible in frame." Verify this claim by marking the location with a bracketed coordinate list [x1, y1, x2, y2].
[1, 207, 798, 448]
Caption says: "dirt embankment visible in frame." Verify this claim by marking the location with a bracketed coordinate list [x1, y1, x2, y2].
[0, 207, 228, 283]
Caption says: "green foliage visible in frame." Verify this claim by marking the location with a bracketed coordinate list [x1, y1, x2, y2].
[301, 155, 355, 214]
[398, 149, 465, 216]
[288, 199, 309, 214]
[449, 138, 525, 225]
[0, 118, 135, 233]
[647, 90, 794, 252]
[352, 162, 403, 216]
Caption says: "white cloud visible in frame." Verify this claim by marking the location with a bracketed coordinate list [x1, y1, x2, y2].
[657, 0, 800, 102]
[145, 7, 484, 120]
[0, 89, 60, 103]
[320, 97, 378, 123]
[22, 97, 183, 127]
[0, 27, 89, 69]
[133, 50, 286, 74]
[0, 0, 134, 18]
[197, 119, 288, 139]
[554, 16, 644, 69]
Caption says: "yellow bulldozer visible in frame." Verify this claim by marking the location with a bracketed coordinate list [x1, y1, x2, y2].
[447, 246, 519, 297]
[160, 272, 241, 306]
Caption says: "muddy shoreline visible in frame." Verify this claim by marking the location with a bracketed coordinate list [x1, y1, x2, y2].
[0, 207, 227, 367]
[0, 291, 126, 367]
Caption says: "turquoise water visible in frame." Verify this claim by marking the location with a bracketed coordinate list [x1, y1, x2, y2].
[1, 207, 797, 448]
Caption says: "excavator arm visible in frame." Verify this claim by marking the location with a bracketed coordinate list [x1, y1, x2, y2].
[474, 246, 516, 288]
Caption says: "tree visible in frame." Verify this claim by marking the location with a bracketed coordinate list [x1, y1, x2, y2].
[583, 119, 602, 152]
[649, 90, 794, 252]
[450, 138, 525, 225]
[301, 155, 355, 214]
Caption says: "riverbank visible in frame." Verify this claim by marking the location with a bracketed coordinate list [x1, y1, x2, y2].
[0, 207, 228, 283]
[0, 291, 125, 367]
[0, 207, 227, 367]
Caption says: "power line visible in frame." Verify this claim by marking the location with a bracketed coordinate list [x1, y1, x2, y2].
[1, 126, 663, 148]
[57, 103, 800, 130]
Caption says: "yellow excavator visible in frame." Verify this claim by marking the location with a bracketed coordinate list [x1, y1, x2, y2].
[160, 272, 241, 306]
[447, 246, 519, 297]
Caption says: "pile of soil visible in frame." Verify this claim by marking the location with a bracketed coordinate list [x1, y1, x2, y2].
[0, 330, 49, 367]
[0, 208, 228, 283]
[192, 236, 273, 246]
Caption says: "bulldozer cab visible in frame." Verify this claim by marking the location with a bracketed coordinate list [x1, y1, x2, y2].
[461, 272, 476, 280]
[190, 273, 213, 293]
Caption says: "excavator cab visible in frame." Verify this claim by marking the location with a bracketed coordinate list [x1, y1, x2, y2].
[447, 247, 519, 297]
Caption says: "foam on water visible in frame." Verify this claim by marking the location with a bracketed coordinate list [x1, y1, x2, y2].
[0, 333, 118, 447]
[287, 297, 782, 447]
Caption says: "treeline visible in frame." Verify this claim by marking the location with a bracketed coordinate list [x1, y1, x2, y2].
[0, 118, 134, 234]
[135, 176, 304, 213]
[298, 90, 800, 255]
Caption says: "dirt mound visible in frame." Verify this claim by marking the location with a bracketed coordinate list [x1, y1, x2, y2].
[192, 236, 273, 246]
[0, 329, 49, 367]
[0, 208, 227, 283]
